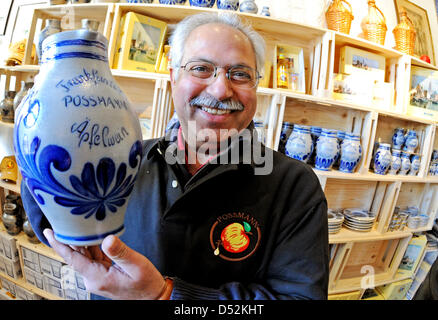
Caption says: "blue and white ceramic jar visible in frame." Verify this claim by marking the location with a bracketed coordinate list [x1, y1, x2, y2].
[189, 0, 215, 7]
[14, 30, 143, 246]
[279, 122, 293, 154]
[392, 127, 405, 150]
[339, 132, 362, 173]
[260, 6, 271, 16]
[239, 0, 258, 13]
[159, 0, 187, 4]
[217, 0, 239, 10]
[315, 129, 339, 171]
[388, 149, 401, 175]
[373, 143, 391, 175]
[409, 154, 421, 176]
[403, 129, 418, 153]
[285, 124, 313, 163]
[398, 151, 411, 175]
[37, 19, 61, 64]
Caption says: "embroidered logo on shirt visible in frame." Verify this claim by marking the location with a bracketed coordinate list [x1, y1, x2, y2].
[210, 212, 261, 261]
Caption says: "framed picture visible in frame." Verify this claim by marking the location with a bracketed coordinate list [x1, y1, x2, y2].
[0, 0, 13, 36]
[113, 12, 168, 73]
[409, 66, 438, 112]
[394, 0, 436, 65]
[338, 45, 386, 83]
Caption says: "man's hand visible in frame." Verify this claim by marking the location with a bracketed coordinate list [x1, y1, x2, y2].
[43, 229, 167, 300]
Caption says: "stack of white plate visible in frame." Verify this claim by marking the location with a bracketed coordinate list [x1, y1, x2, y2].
[343, 209, 376, 232]
[328, 209, 344, 234]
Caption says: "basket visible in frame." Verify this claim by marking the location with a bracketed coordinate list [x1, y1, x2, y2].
[393, 9, 416, 55]
[361, 0, 387, 45]
[325, 0, 354, 34]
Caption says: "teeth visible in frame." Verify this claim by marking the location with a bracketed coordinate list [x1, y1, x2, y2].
[201, 106, 231, 115]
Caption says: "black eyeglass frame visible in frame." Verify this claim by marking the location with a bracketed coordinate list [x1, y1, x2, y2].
[179, 60, 262, 89]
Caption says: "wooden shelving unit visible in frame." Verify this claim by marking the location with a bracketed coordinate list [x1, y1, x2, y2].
[0, 2, 437, 299]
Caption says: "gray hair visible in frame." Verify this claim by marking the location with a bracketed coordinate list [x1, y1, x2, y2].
[168, 12, 266, 80]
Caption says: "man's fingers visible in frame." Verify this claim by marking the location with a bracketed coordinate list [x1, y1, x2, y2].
[43, 229, 104, 277]
[101, 235, 148, 279]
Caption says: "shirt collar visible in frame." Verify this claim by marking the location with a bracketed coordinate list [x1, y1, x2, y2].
[145, 121, 265, 171]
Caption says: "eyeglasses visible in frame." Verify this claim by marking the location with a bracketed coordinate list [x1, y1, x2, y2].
[179, 60, 261, 89]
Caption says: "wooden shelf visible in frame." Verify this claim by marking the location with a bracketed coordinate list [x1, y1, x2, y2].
[0, 180, 20, 194]
[329, 227, 411, 244]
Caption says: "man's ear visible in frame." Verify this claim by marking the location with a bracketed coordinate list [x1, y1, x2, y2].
[169, 68, 176, 87]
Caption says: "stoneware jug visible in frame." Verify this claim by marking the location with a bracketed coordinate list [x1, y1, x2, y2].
[285, 124, 313, 163]
[392, 127, 405, 150]
[239, 0, 258, 13]
[14, 29, 143, 246]
[409, 154, 421, 176]
[315, 128, 339, 171]
[373, 143, 391, 175]
[339, 132, 362, 173]
[217, 0, 239, 10]
[398, 151, 411, 175]
[403, 129, 418, 153]
[388, 149, 401, 175]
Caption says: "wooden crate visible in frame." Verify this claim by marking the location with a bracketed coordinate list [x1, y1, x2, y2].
[369, 114, 435, 178]
[324, 178, 399, 237]
[275, 97, 376, 174]
[328, 233, 412, 293]
[388, 182, 438, 233]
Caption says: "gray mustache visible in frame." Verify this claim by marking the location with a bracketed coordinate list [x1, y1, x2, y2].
[189, 94, 244, 111]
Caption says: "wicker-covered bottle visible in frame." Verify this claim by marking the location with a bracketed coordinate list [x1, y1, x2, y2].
[361, 0, 387, 45]
[393, 8, 416, 55]
[325, 0, 354, 34]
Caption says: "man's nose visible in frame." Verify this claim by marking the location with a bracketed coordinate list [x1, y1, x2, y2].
[205, 69, 234, 101]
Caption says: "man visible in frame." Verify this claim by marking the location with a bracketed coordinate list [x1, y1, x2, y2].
[21, 12, 329, 300]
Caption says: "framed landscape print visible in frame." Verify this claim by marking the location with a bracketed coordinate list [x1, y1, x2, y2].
[394, 0, 436, 65]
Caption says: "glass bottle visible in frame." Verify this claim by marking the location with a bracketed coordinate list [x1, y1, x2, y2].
[277, 54, 289, 89]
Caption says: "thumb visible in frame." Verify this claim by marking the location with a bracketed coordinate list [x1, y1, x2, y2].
[101, 235, 147, 279]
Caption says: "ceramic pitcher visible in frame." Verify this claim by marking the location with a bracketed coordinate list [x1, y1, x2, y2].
[14, 29, 143, 246]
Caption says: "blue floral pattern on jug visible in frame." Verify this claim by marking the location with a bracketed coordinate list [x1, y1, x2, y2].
[189, 0, 215, 7]
[217, 0, 239, 10]
[159, 0, 187, 4]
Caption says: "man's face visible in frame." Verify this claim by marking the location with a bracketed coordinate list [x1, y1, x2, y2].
[170, 23, 258, 149]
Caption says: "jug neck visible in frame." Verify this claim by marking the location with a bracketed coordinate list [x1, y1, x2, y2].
[40, 30, 109, 67]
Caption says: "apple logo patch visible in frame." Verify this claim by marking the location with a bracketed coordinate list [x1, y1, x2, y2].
[210, 212, 261, 261]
